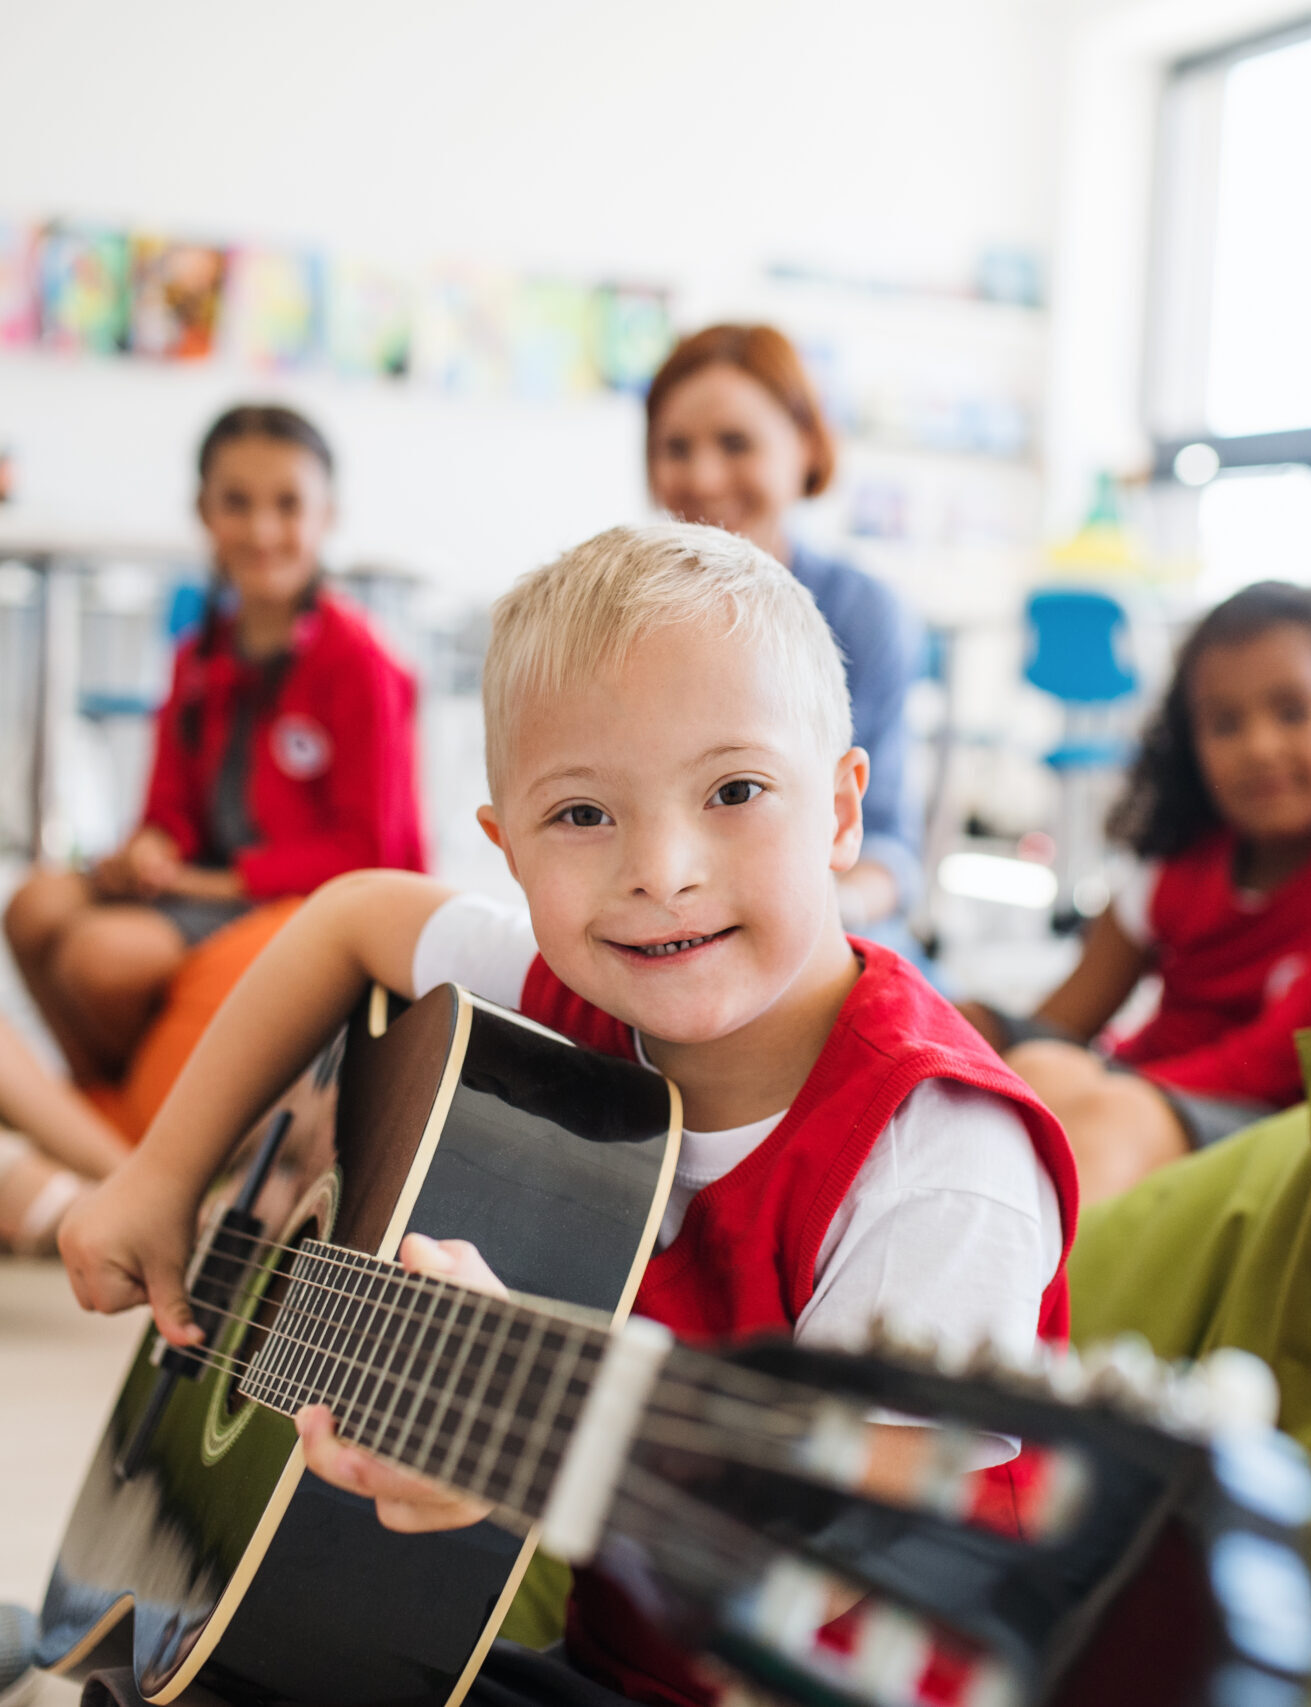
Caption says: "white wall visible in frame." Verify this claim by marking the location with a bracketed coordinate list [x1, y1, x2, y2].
[0, 0, 1064, 595]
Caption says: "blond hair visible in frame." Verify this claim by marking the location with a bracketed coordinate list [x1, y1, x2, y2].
[482, 522, 853, 798]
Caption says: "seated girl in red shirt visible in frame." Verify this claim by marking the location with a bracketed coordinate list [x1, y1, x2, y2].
[4, 404, 427, 1088]
[962, 580, 1311, 1204]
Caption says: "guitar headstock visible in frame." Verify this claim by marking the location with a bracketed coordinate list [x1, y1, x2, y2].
[592, 1328, 1311, 1707]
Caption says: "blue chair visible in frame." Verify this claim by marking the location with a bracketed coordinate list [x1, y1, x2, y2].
[1023, 588, 1138, 926]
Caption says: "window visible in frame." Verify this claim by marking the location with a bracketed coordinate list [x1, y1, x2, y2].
[1148, 19, 1311, 595]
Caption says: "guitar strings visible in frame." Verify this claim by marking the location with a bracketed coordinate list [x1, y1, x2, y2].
[159, 1282, 817, 1466]
[135, 1302, 826, 1506]
[184, 1223, 825, 1425]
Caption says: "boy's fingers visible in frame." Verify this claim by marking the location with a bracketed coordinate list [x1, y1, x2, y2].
[146, 1264, 202, 1346]
[61, 1249, 144, 1315]
[373, 1493, 493, 1533]
[295, 1406, 493, 1530]
[400, 1233, 508, 1299]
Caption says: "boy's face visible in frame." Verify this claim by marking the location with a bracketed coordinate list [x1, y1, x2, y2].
[478, 620, 866, 1045]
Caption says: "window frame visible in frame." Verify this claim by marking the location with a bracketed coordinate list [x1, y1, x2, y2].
[1147, 14, 1311, 483]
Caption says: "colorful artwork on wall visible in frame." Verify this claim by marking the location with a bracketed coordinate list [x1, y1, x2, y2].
[0, 223, 37, 346]
[224, 247, 322, 369]
[592, 285, 672, 394]
[325, 258, 412, 378]
[37, 225, 131, 354]
[509, 279, 599, 399]
[1, 215, 679, 396]
[412, 268, 512, 395]
[129, 238, 227, 360]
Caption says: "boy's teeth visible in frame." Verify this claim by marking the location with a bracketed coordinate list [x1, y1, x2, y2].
[638, 935, 710, 956]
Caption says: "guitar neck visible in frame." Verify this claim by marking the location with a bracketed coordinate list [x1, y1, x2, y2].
[240, 1239, 615, 1525]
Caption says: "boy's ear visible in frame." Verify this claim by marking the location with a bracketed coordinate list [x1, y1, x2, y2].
[830, 747, 869, 873]
[475, 805, 521, 882]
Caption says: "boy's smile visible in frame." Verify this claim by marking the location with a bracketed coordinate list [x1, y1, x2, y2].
[478, 619, 867, 1128]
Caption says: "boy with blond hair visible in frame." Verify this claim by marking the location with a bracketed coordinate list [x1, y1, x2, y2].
[61, 523, 1076, 1707]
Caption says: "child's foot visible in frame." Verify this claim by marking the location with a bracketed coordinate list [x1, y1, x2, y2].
[0, 1131, 85, 1256]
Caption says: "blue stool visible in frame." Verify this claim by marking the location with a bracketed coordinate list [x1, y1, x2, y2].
[1023, 587, 1138, 927]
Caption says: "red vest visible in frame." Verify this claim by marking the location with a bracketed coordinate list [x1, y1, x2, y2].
[520, 942, 1078, 1707]
[142, 593, 427, 898]
[1112, 830, 1311, 1103]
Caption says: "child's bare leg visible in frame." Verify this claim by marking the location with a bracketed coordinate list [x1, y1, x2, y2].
[0, 1132, 86, 1254]
[48, 908, 188, 1081]
[1005, 1039, 1189, 1204]
[0, 1015, 130, 1176]
[4, 869, 107, 1083]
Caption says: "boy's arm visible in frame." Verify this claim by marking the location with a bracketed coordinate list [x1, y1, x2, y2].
[59, 869, 455, 1344]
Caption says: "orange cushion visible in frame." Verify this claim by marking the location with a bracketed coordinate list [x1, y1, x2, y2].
[86, 899, 302, 1143]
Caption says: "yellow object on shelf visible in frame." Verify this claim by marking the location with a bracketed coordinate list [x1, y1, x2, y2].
[1045, 471, 1148, 578]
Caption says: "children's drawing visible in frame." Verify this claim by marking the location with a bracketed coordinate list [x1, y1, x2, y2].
[130, 238, 227, 360]
[412, 268, 512, 395]
[592, 285, 673, 393]
[325, 259, 412, 378]
[37, 225, 131, 354]
[509, 279, 598, 399]
[225, 247, 322, 369]
[0, 223, 37, 347]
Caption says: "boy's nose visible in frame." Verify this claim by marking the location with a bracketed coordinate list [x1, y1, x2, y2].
[621, 825, 705, 905]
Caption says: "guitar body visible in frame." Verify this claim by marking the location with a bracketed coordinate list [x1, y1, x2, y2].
[36, 984, 679, 1707]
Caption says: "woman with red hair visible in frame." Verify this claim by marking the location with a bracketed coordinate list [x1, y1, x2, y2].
[646, 324, 920, 930]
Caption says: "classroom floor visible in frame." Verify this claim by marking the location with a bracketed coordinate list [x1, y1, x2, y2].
[1, 1258, 141, 1707]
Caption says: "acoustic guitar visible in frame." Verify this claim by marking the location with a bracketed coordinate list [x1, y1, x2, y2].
[30, 983, 1311, 1707]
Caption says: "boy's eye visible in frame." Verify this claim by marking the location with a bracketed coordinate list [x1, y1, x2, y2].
[558, 803, 612, 828]
[719, 432, 752, 456]
[710, 779, 762, 808]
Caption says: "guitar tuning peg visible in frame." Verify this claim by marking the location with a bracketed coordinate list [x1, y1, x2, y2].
[1199, 1347, 1280, 1434]
[1043, 1344, 1089, 1404]
[1080, 1334, 1167, 1414]
[961, 1657, 1025, 1707]
[866, 1310, 939, 1367]
[931, 1334, 976, 1379]
[1161, 1362, 1215, 1437]
[850, 1602, 931, 1697]
[962, 1335, 1007, 1382]
[751, 1558, 831, 1656]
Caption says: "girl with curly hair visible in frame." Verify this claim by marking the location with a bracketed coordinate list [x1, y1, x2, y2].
[962, 580, 1311, 1201]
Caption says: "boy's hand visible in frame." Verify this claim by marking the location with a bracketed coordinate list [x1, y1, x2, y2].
[295, 1235, 509, 1533]
[59, 1157, 205, 1348]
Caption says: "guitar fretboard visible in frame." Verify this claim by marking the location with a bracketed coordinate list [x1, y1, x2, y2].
[240, 1240, 610, 1520]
